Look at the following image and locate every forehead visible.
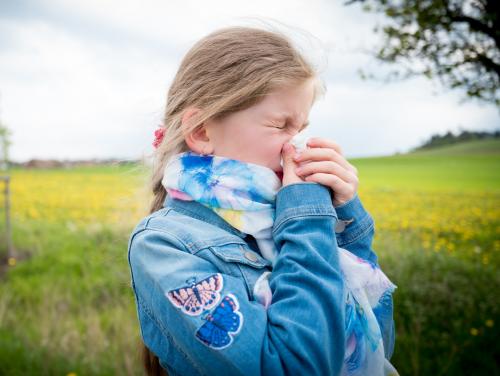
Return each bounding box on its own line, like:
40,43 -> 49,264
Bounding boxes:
255,82 -> 315,120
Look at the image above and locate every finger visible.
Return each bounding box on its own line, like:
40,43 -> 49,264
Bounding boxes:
282,142 -> 295,164
296,160 -> 358,185
304,172 -> 355,197
295,147 -> 355,175
305,138 -> 358,175
306,137 -> 343,155
350,164 -> 358,176
281,143 -> 303,185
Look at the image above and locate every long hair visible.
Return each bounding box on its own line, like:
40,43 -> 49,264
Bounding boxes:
142,23 -> 326,375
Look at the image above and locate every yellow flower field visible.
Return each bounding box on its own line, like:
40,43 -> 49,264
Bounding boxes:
0,151 -> 498,375
9,166 -> 150,229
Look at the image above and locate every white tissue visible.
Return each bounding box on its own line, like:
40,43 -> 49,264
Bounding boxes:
280,129 -> 313,168
289,129 -> 312,153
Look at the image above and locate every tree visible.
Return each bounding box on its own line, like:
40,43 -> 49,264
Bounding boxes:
411,127 -> 500,150
345,0 -> 500,107
0,123 -> 12,170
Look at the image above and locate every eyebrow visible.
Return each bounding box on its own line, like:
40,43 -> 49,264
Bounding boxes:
270,114 -> 310,130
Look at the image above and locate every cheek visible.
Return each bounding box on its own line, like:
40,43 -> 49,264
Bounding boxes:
269,142 -> 287,168
245,131 -> 279,153
263,139 -> 284,156
246,140 -> 281,166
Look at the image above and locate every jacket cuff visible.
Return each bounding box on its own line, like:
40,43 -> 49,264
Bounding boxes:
275,183 -> 336,224
333,192 -> 374,246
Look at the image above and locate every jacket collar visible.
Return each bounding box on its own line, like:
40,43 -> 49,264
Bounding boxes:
163,195 -> 248,240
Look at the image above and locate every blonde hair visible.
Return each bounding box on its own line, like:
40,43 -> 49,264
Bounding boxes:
148,25 -> 326,214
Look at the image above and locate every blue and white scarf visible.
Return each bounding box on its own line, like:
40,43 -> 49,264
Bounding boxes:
162,151 -> 399,376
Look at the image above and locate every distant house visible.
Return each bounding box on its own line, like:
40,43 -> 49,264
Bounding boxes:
24,159 -> 65,169
17,158 -> 141,169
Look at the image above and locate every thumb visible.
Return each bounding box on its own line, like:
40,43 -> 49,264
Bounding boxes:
281,142 -> 303,186
282,142 -> 296,165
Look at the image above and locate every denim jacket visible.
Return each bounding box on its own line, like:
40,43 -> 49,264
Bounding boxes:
127,182 -> 395,375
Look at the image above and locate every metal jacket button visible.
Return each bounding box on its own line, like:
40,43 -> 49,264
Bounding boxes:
244,251 -> 258,262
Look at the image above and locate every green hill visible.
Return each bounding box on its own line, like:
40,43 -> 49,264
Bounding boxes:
406,138 -> 500,156
349,139 -> 500,192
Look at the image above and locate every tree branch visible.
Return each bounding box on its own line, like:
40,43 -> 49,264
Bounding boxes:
449,14 -> 500,48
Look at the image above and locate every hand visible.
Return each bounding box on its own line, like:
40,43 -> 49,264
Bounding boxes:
292,137 -> 359,207
281,142 -> 306,187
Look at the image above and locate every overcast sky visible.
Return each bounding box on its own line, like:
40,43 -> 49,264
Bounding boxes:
1,0 -> 498,162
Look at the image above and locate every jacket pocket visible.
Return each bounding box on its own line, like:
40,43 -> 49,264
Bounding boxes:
207,243 -> 272,269
197,243 -> 273,301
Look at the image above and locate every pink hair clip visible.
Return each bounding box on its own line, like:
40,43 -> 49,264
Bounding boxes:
152,126 -> 166,149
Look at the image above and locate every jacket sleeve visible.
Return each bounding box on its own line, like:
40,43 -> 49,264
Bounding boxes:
128,182 -> 347,376
333,192 -> 379,265
334,193 -> 396,360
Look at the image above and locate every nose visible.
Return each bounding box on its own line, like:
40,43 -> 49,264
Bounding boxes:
285,128 -> 309,152
283,129 -> 301,145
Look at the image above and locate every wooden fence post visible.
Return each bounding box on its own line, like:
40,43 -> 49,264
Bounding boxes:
0,176 -> 13,260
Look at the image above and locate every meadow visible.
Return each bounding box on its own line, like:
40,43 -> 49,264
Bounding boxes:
0,139 -> 498,375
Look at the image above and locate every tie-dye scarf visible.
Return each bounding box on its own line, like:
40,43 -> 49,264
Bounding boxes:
162,151 -> 399,376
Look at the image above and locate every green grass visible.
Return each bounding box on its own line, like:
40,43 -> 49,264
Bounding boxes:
409,138 -> 500,156
0,139 -> 499,375
349,138 -> 500,192
0,222 -> 142,375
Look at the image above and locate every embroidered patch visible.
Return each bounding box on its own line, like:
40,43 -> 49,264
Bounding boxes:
166,273 -> 223,316
195,293 -> 244,350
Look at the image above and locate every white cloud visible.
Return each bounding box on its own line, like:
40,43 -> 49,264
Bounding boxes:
311,74 -> 499,157
0,0 -> 497,162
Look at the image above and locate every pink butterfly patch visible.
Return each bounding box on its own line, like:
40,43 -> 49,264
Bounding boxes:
166,273 -> 224,316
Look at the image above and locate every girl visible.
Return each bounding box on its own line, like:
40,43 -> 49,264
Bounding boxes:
127,25 -> 398,376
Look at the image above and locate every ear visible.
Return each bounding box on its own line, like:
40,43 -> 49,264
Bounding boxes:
181,107 -> 214,155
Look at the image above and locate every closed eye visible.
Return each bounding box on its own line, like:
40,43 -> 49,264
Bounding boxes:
267,122 -> 286,129
269,120 -> 309,130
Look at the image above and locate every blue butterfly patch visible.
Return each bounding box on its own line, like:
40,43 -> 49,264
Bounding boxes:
195,293 -> 244,350
166,273 -> 224,316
